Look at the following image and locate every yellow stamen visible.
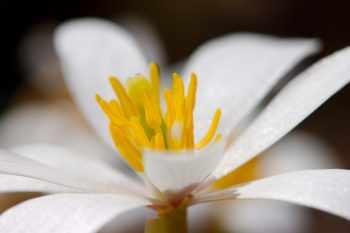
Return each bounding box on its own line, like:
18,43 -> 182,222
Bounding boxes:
155,133 -> 165,150
96,64 -> 222,172
109,125 -> 143,172
164,89 -> 175,127
141,88 -> 162,129
150,63 -> 161,107
186,73 -> 197,111
108,100 -> 126,118
110,77 -> 138,118
169,138 -> 181,150
172,73 -> 185,121
195,109 -> 222,149
181,108 -> 194,149
130,117 -> 150,147
96,95 -> 128,126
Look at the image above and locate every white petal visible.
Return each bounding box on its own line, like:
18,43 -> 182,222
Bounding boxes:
0,148 -> 103,193
143,142 -> 225,194
260,131 -> 340,176
10,144 -> 146,196
0,193 -> 150,233
54,18 -> 148,148
214,46 -> 350,178
217,200 -> 310,233
0,147 -> 136,195
183,33 -> 320,140
0,174 -> 75,193
197,169 -> 350,221
0,101 -> 124,167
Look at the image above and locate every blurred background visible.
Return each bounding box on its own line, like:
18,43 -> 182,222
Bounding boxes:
0,0 -> 349,232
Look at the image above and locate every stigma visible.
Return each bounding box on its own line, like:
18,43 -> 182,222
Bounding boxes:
96,63 -> 221,172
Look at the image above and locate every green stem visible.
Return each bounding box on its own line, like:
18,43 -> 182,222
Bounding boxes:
145,207 -> 188,233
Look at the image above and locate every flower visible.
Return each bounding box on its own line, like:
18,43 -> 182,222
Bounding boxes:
0,18 -> 350,233
0,104 -> 339,233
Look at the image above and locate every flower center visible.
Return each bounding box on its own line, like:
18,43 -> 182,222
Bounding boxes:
96,63 -> 221,172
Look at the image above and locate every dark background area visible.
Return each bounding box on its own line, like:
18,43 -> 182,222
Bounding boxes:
1,0 -> 350,108
0,0 -> 349,232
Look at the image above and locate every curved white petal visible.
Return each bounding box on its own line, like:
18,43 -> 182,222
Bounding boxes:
10,144 -> 146,196
0,174 -> 76,193
0,149 -> 96,192
0,102 -> 123,167
217,200 -> 310,233
197,169 -> 350,221
54,18 -> 148,148
0,148 -> 106,193
0,193 -> 150,233
0,147 -> 138,195
183,33 -> 320,140
260,131 -> 340,176
214,46 -> 350,179
143,142 -> 225,194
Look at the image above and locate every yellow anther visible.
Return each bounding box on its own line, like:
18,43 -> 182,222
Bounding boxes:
108,100 -> 125,118
126,74 -> 152,107
110,77 -> 138,118
96,95 -> 128,126
96,94 -> 110,115
150,136 -> 156,148
186,73 -> 197,111
195,108 -> 222,149
164,89 -> 175,127
110,125 -> 143,172
169,138 -> 181,150
150,63 -> 161,107
155,133 -> 165,150
141,88 -> 162,129
181,108 -> 194,149
172,73 -> 185,121
182,126 -> 194,149
130,117 -> 150,148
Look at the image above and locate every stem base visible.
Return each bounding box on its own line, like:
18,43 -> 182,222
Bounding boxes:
145,207 -> 188,233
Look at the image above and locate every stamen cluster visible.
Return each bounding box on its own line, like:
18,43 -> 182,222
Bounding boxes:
96,64 -> 221,172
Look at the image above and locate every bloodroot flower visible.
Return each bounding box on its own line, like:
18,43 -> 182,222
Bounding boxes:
0,18 -> 349,233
